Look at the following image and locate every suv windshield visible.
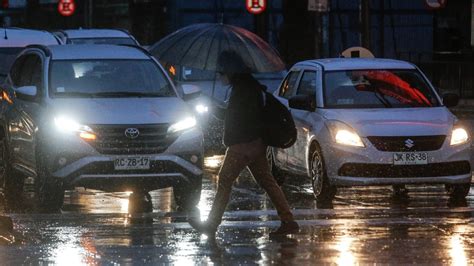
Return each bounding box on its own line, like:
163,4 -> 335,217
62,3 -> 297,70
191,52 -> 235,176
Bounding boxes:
324,69 -> 440,108
68,38 -> 136,45
0,47 -> 23,81
50,59 -> 175,98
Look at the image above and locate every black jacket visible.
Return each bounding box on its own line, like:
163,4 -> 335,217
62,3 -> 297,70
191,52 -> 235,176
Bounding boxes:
223,75 -> 264,147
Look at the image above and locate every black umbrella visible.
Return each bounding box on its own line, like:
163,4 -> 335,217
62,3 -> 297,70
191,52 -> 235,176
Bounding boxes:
149,23 -> 285,73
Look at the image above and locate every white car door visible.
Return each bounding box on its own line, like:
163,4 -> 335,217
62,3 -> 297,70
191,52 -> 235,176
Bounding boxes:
272,70 -> 301,171
288,70 -> 318,174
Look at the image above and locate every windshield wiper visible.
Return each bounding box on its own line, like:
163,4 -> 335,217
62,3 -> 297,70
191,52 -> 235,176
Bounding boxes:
54,91 -> 98,98
55,91 -> 164,98
88,91 -> 164,97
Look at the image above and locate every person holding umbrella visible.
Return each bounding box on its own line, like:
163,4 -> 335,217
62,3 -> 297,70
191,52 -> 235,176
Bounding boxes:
189,50 -> 299,237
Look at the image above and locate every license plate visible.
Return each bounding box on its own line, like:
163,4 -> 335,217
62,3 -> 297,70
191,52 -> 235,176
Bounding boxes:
393,152 -> 428,165
114,157 -> 150,170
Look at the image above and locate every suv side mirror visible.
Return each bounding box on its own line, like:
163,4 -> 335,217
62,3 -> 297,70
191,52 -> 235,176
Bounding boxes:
181,84 -> 201,101
15,86 -> 37,101
289,95 -> 315,111
443,93 -> 459,108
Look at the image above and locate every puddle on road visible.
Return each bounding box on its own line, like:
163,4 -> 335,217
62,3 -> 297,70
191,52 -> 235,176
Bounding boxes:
0,172 -> 473,264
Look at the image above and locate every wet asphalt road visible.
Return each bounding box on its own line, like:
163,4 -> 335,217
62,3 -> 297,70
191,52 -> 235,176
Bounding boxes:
0,168 -> 473,265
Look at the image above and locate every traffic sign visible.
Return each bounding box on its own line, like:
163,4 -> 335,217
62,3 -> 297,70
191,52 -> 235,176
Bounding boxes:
246,0 -> 266,15
308,0 -> 329,12
424,0 -> 447,10
58,0 -> 75,17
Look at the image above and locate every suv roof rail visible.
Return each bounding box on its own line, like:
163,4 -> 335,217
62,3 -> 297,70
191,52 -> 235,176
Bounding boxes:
25,44 -> 51,57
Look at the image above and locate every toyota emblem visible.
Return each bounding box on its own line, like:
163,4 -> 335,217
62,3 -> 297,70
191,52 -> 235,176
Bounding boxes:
125,128 -> 140,139
405,139 -> 414,148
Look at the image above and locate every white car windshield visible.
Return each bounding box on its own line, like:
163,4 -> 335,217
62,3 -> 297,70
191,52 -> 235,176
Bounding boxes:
324,69 -> 441,108
68,37 -> 137,45
49,59 -> 175,98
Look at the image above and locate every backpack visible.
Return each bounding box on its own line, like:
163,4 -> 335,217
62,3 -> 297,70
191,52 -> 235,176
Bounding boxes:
260,90 -> 297,149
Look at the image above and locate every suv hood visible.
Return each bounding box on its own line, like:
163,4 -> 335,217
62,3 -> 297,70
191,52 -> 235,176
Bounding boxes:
50,97 -> 192,125
321,107 -> 455,137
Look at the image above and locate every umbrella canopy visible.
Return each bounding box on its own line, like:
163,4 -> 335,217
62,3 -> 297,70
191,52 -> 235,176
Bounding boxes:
149,23 -> 285,73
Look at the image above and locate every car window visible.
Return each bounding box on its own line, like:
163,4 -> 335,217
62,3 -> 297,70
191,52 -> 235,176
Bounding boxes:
30,56 -> 43,91
10,54 -> 27,87
18,54 -> 41,88
324,69 -> 441,108
49,59 -> 175,98
181,67 -> 215,81
296,71 -> 317,97
278,71 -> 300,99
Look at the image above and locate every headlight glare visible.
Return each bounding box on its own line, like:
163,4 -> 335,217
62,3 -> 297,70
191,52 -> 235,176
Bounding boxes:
54,116 -> 96,140
335,129 -> 365,147
54,116 -> 82,133
450,127 -> 469,145
195,104 -> 209,114
327,120 -> 365,147
168,117 -> 197,133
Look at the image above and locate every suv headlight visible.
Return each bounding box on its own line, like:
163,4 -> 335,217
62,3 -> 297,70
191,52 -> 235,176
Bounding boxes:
168,117 -> 197,133
54,116 -> 96,140
326,120 -> 365,147
195,104 -> 209,114
450,127 -> 469,146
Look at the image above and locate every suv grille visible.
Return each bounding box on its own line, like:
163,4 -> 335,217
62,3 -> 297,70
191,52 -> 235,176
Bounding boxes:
367,135 -> 446,152
89,124 -> 178,155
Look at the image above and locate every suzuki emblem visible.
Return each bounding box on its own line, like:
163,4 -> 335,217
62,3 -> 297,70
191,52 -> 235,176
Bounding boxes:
405,139 -> 414,148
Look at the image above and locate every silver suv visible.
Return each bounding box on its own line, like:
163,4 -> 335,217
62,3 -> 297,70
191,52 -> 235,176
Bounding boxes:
0,44 -> 203,212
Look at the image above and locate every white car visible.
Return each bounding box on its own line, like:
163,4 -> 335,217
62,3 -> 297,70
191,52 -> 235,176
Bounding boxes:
53,29 -> 139,46
268,58 -> 471,201
0,27 -> 60,83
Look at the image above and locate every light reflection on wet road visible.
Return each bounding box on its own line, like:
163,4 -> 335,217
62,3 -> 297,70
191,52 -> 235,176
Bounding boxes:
0,168 -> 473,265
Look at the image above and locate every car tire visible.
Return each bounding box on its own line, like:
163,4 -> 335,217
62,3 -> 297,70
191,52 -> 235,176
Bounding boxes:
0,138 -> 26,209
174,177 -> 202,211
266,147 -> 285,186
35,150 -> 64,213
445,183 -> 471,200
309,144 -> 336,202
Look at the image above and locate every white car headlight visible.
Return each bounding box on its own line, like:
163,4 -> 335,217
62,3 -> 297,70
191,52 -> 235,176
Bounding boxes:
168,117 -> 197,133
54,116 -> 96,140
450,127 -> 469,146
327,120 -> 365,147
195,104 -> 209,114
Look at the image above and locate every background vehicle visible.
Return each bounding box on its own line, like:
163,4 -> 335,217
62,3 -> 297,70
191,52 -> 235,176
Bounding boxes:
53,28 -> 140,46
0,44 -> 203,212
0,27 -> 60,83
162,64 -> 286,157
268,58 -> 471,202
